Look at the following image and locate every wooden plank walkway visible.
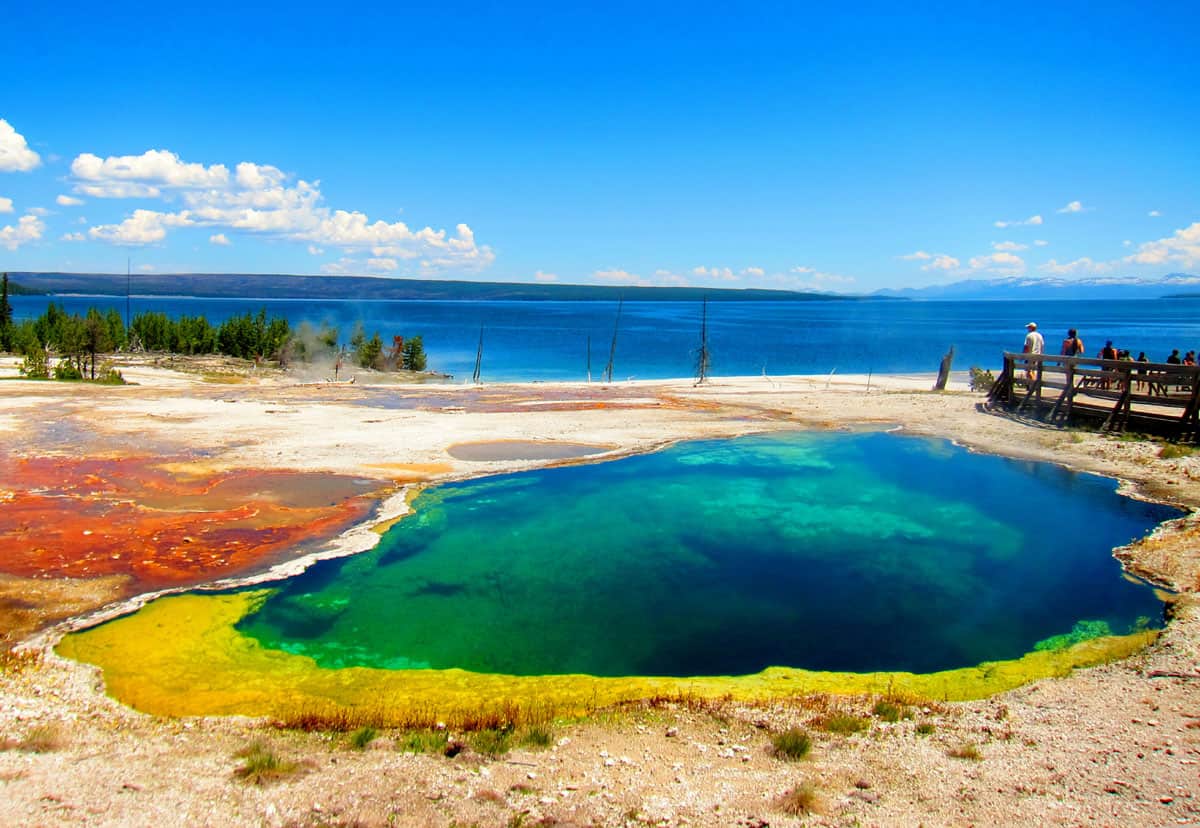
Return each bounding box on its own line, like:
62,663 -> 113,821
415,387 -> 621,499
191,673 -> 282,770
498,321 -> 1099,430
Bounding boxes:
987,352 -> 1200,442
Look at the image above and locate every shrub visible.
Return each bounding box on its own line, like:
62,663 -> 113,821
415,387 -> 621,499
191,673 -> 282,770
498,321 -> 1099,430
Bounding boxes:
968,366 -> 995,392
915,722 -> 936,736
770,727 -> 812,760
18,348 -> 48,378
53,359 -> 83,380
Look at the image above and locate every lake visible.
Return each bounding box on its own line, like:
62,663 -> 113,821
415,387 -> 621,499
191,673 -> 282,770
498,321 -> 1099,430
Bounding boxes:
12,295 -> 1200,381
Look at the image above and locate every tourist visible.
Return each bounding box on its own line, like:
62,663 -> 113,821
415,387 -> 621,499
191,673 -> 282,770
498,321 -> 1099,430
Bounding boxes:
1100,341 -> 1118,361
1136,352 -> 1149,392
1185,351 -> 1197,366
1167,349 -> 1182,365
1060,328 -> 1084,356
1022,322 -> 1044,383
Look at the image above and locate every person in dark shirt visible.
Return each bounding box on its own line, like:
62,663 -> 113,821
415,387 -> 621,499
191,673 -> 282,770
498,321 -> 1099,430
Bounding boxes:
1167,349 -> 1182,365
1060,328 -> 1084,356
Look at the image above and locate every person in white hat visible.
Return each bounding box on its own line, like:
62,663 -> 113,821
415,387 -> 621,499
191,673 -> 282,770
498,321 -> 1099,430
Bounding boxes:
1022,322 -> 1044,383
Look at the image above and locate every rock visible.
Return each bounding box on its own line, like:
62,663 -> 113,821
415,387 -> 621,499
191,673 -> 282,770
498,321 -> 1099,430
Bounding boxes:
665,727 -> 679,738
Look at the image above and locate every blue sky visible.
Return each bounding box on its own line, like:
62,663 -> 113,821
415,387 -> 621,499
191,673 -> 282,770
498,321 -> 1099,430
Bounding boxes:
1,2 -> 1197,292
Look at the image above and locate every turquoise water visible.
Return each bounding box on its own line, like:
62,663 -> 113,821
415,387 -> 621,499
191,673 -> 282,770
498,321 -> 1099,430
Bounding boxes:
237,432 -> 1176,676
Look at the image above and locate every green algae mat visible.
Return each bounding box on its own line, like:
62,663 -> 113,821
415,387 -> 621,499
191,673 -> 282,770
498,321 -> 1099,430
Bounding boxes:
59,432 -> 1177,722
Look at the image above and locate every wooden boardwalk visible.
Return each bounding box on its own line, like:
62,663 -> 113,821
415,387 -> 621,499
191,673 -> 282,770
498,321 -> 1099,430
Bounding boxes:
987,352 -> 1200,441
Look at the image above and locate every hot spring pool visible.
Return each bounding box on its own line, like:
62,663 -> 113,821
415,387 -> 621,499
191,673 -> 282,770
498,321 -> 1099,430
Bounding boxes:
240,431 -> 1172,675
57,431 -> 1177,719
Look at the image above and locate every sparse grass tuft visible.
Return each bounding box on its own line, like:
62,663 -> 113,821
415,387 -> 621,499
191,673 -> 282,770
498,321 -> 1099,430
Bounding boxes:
776,781 -> 821,816
348,726 -> 378,750
469,728 -> 512,757
947,741 -> 983,761
815,712 -> 869,735
770,727 -> 812,761
7,724 -> 66,753
915,722 -> 936,736
232,740 -> 301,785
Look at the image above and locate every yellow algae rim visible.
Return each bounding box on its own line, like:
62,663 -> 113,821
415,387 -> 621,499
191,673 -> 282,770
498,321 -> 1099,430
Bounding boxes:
55,589 -> 1159,725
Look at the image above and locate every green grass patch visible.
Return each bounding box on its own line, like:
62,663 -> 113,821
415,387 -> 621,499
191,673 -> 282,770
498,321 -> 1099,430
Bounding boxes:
348,725 -> 378,750
517,724 -> 554,749
398,729 -> 449,754
469,728 -> 513,757
1159,443 -> 1194,459
872,700 -> 909,722
770,727 -> 812,761
915,722 -> 936,736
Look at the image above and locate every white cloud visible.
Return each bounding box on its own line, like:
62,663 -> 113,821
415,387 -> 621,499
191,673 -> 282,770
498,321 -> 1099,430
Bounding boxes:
71,149 -> 229,196
69,146 -> 494,272
1057,200 -> 1088,214
56,194 -> 84,207
76,182 -> 163,199
1039,257 -> 1111,276
743,266 -> 765,277
137,264 -> 156,273
967,251 -> 1026,275
1148,210 -> 1161,217
88,209 -> 194,245
0,196 -> 11,213
593,268 -> 648,286
0,120 -> 41,172
1123,221 -> 1200,268
782,266 -> 856,291
367,257 -> 398,272
1034,239 -> 1049,247
533,270 -> 558,283
992,240 -> 1028,252
899,250 -> 932,261
1123,240 -> 1132,247
320,258 -> 357,276
994,214 -> 1043,228
27,206 -> 49,216
60,232 -> 86,242
691,266 -> 739,281
0,214 -> 44,250
307,245 -> 324,256
209,233 -> 230,246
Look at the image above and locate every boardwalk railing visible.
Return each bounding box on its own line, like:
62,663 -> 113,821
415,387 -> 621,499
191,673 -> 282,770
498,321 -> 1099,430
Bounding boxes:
988,352 -> 1200,441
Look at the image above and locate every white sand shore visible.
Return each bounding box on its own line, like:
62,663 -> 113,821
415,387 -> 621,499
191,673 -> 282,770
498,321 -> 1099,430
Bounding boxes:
1,361 -> 1198,826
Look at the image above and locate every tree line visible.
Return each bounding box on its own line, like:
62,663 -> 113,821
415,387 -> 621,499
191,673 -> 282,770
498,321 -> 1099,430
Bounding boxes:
0,274 -> 428,378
